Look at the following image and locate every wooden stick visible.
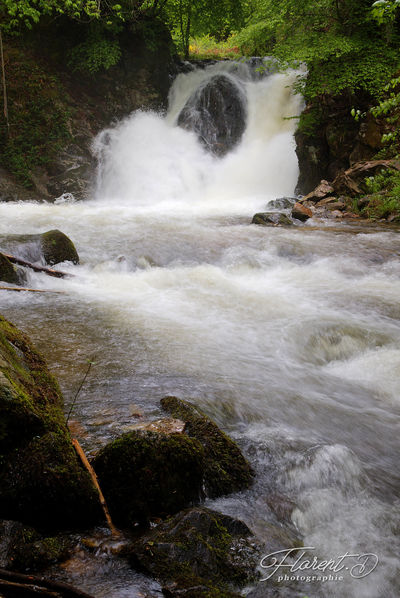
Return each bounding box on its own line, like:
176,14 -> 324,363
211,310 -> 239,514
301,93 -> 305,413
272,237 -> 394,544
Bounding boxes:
71,438 -> 120,538
0,286 -> 66,293
2,253 -> 72,279
0,569 -> 94,598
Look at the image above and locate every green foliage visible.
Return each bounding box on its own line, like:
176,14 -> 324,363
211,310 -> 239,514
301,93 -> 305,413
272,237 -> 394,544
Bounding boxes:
0,44 -> 71,187
234,0 -> 400,101
362,168 -> 400,218
67,26 -> 121,74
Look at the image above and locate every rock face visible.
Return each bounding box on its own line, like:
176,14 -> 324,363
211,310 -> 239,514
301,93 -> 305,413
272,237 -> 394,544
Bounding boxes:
0,316 -> 101,530
93,430 -> 205,527
252,212 -> 293,226
177,74 -> 247,156
295,98 -> 385,194
161,396 -> 254,498
127,507 -> 259,597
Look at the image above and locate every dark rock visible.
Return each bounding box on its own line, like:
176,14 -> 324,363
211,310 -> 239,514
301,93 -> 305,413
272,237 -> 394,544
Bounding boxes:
291,203 -> 312,222
40,229 -> 79,265
177,74 -> 247,156
161,397 -> 254,498
93,430 -> 205,527
252,213 -> 293,226
0,316 -> 101,530
126,507 -> 259,595
0,253 -> 20,285
266,197 -> 296,210
0,520 -> 72,572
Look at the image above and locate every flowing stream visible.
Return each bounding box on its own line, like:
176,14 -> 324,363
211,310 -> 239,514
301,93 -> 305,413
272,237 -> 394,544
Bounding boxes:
0,60 -> 399,598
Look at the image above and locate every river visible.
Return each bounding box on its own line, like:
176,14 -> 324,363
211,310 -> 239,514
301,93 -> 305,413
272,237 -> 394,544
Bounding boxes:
0,60 -> 399,598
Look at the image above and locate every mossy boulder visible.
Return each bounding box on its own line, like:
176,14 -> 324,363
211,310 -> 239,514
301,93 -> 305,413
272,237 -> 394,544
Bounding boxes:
0,230 -> 79,267
161,397 -> 254,498
92,430 -> 205,527
0,315 -> 101,530
40,229 -> 79,265
126,506 -> 258,596
0,253 -> 20,285
0,520 -> 72,572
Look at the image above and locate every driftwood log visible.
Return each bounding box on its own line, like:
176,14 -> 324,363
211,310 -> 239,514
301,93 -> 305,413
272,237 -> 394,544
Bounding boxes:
2,253 -> 72,279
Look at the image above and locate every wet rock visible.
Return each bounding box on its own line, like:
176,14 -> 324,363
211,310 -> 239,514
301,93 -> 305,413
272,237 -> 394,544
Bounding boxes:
126,507 -> 259,596
161,397 -> 254,498
93,429 -> 205,526
0,230 -> 79,267
252,213 -> 293,226
40,229 -> 79,265
0,253 -> 20,285
177,74 -> 247,156
266,197 -> 296,210
0,316 -> 101,530
124,418 -> 186,434
291,203 -> 312,222
300,180 -> 334,203
0,520 -> 72,572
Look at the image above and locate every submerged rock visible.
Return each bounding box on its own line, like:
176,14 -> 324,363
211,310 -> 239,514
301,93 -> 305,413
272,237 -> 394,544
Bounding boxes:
0,316 -> 101,530
252,212 -> 293,226
127,506 -> 259,596
177,74 -> 247,156
93,429 -> 205,526
161,396 -> 254,498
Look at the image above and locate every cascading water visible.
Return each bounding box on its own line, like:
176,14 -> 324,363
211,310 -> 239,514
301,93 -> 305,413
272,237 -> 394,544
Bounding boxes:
0,60 -> 399,598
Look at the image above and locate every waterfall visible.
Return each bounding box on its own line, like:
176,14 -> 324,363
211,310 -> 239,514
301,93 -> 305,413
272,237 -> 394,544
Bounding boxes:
92,60 -> 303,210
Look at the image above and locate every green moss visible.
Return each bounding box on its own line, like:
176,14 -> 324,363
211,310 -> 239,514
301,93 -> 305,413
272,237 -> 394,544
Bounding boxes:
0,253 -> 20,285
40,230 -> 79,265
93,430 -> 205,527
0,315 -> 102,530
128,507 -> 257,595
161,397 -> 254,498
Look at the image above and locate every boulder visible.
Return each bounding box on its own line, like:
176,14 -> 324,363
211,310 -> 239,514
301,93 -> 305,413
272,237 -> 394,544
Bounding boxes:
0,316 -> 101,530
40,229 -> 79,265
0,520 -> 72,572
126,507 -> 259,596
0,230 -> 79,266
0,253 -> 20,285
266,197 -> 296,210
252,213 -> 293,226
177,74 -> 247,156
291,203 -> 312,222
92,429 -> 205,527
161,397 -> 254,498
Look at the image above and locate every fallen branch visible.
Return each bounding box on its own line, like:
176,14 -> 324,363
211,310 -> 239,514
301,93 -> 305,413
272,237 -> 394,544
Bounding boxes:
0,569 -> 94,598
72,438 -> 120,538
2,253 -> 73,279
0,286 -> 66,293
